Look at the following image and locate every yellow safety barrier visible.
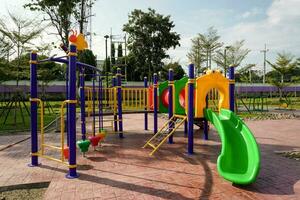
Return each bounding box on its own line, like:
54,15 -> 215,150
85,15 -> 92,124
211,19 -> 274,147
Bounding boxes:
122,88 -> 149,111
29,98 -> 76,166
85,86 -> 149,113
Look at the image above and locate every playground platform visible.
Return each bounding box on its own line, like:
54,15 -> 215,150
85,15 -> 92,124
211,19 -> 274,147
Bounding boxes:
0,114 -> 299,200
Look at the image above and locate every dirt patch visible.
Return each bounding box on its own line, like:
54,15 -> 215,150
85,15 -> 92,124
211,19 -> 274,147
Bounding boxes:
275,150 -> 300,161
0,182 -> 49,200
0,188 -> 46,200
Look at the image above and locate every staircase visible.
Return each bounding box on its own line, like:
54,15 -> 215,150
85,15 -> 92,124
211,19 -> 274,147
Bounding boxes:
143,115 -> 187,155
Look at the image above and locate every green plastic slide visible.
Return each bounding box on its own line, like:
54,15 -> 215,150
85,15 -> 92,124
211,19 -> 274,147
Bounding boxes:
204,108 -> 260,185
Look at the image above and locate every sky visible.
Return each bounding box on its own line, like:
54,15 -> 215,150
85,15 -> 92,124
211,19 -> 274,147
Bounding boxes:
1,0 -> 300,73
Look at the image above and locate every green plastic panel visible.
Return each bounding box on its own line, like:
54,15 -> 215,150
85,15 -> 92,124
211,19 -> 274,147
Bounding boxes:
174,77 -> 188,115
204,108 -> 260,185
158,80 -> 168,113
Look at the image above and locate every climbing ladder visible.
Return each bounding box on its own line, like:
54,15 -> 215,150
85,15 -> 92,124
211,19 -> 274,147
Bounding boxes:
143,115 -> 187,155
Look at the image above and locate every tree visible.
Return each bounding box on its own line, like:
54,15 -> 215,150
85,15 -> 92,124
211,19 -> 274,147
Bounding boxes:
160,62 -> 185,81
123,8 -> 180,81
111,43 -> 116,65
74,0 -> 95,34
24,0 -> 81,46
0,12 -> 44,86
117,43 -> 123,60
37,55 -> 63,94
267,53 -> 297,100
198,27 -> 223,69
267,53 -> 297,83
78,49 -> 97,81
187,36 -> 206,75
0,35 -> 13,60
236,64 -> 255,83
214,40 -> 250,75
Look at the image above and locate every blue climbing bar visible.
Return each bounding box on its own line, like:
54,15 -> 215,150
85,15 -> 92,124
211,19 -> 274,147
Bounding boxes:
144,77 -> 148,130
168,69 -> 174,144
66,44 -> 78,178
153,73 -> 158,134
116,68 -> 123,138
228,66 -> 235,112
29,51 -> 38,167
187,64 -> 195,154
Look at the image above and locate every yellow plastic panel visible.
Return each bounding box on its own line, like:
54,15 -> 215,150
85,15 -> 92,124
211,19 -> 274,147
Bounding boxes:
194,71 -> 230,118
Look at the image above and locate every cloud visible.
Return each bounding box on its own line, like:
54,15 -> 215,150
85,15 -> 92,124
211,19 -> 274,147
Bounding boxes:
219,0 -> 300,71
241,8 -> 261,19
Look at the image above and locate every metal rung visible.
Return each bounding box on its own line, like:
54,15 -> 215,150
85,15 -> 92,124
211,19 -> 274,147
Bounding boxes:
143,116 -> 187,155
36,153 -> 68,165
42,144 -> 62,150
147,143 -> 156,149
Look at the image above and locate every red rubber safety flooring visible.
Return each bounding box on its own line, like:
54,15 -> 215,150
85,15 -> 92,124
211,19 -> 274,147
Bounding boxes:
0,114 -> 299,200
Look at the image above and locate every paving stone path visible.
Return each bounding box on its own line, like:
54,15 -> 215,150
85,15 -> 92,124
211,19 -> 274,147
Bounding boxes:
0,114 -> 299,200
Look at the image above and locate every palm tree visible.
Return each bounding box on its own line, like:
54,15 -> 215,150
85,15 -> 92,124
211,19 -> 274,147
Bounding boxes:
187,27 -> 223,72
267,53 -> 297,100
198,27 -> 223,69
267,53 -> 297,83
0,12 -> 44,86
0,12 -> 44,126
187,37 -> 206,75
237,64 -> 256,83
214,40 -> 250,75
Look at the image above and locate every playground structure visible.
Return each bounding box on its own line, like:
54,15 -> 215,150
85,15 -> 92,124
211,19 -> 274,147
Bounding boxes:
29,40 -> 260,184
144,65 -> 260,185
29,42 -> 156,178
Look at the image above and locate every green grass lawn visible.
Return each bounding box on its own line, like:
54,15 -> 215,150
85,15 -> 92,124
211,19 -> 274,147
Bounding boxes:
0,101 -> 61,134
0,97 -> 299,134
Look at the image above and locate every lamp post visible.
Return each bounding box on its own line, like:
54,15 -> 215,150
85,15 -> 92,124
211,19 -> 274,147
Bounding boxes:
224,46 -> 230,77
104,35 -> 109,87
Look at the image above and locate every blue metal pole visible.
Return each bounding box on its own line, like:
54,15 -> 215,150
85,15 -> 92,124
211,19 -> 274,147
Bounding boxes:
98,76 -> 102,130
80,67 -> 86,140
117,68 -> 123,138
204,95 -> 208,140
229,66 -> 235,112
66,44 -> 78,178
112,77 -> 118,133
153,73 -> 158,134
144,77 -> 148,130
92,73 -> 96,136
187,64 -> 195,155
168,69 -> 174,144
29,51 -> 38,166
184,121 -> 187,137
66,62 -> 69,146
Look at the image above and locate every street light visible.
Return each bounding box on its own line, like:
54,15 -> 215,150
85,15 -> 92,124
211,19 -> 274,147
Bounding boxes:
104,35 -> 109,87
104,35 -> 109,106
224,46 -> 230,77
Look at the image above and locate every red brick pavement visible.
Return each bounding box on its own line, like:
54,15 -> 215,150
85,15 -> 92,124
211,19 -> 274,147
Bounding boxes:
0,114 -> 299,200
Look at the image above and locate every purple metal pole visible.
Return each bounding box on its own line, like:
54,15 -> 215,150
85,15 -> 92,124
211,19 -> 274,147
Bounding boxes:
112,77 -> 118,132
66,44 -> 78,178
144,77 -> 148,130
80,67 -> 86,140
187,64 -> 195,154
29,51 -> 38,166
153,73 -> 158,134
117,68 -> 123,138
168,69 -> 174,144
229,66 -> 235,112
